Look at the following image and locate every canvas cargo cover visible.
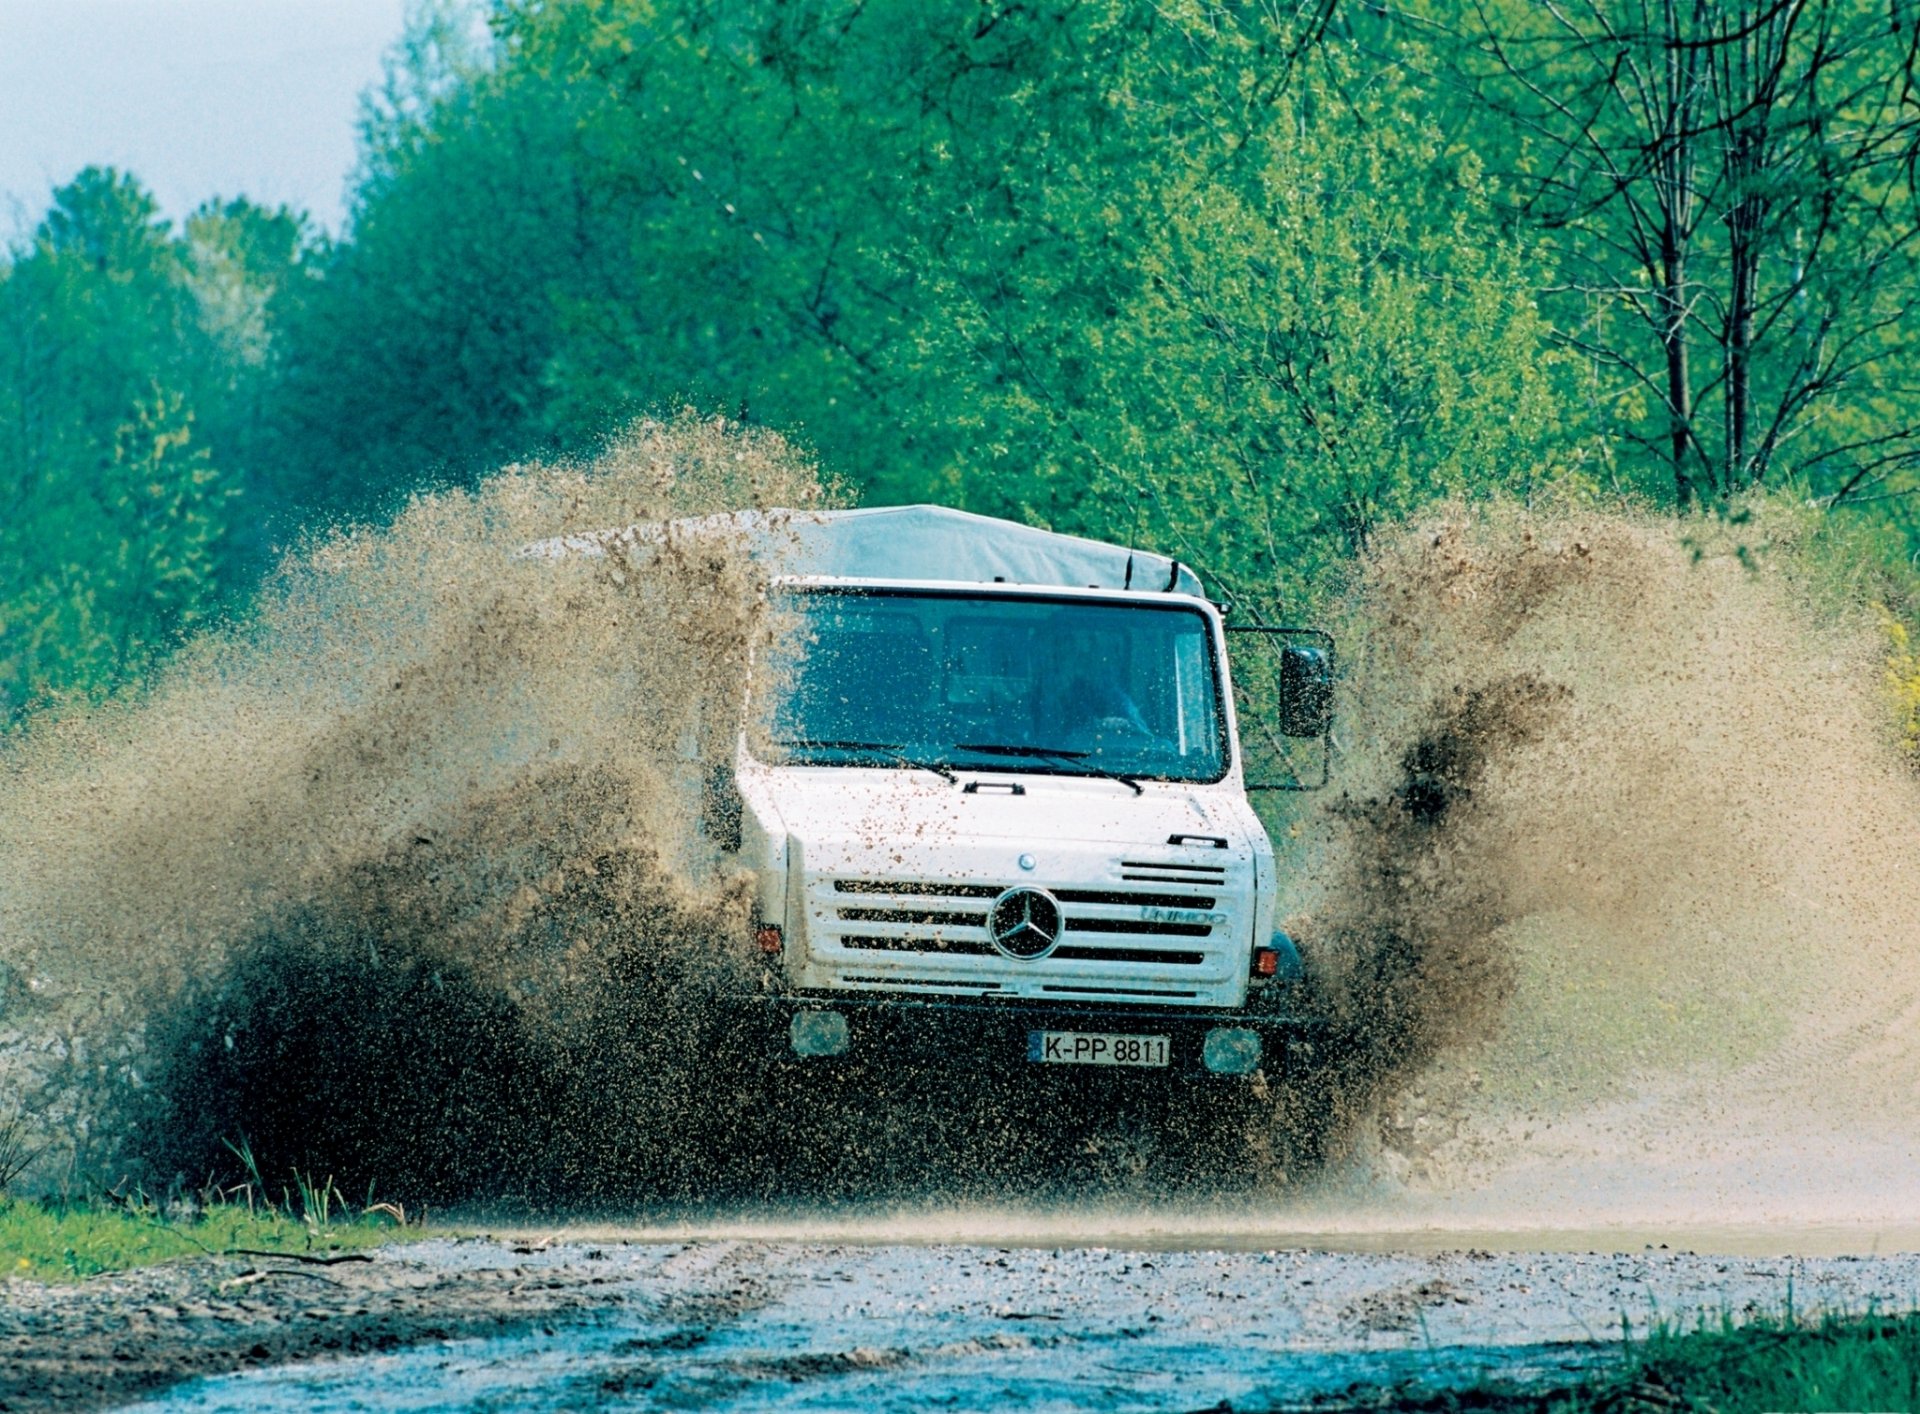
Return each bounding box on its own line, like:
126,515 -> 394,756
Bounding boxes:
520,505 -> 1206,597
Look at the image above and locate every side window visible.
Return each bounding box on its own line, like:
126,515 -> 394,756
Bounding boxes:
1173,629 -> 1212,755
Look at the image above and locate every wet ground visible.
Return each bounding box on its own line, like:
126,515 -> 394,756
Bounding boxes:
9,1231 -> 1919,1412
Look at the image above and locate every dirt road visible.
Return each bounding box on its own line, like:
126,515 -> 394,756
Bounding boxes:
9,1233 -> 1920,1412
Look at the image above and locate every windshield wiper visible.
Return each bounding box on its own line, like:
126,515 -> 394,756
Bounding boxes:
952,742 -> 1143,796
771,738 -> 957,784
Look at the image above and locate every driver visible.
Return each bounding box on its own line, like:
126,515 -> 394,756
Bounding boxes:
1055,672 -> 1153,749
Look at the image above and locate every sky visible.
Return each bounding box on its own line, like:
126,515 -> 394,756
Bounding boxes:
0,0 -> 414,238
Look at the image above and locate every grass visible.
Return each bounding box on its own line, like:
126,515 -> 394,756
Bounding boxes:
1,1147 -> 432,1281
0,1194 -> 421,1281
1382,1306 -> 1920,1414
1566,1306 -> 1920,1413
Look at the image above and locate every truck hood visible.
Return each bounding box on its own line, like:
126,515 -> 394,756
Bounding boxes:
747,765 -> 1244,850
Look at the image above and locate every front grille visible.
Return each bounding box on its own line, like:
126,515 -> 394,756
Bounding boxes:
812,869 -> 1238,1004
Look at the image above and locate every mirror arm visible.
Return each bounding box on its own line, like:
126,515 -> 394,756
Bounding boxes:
1224,624 -> 1336,791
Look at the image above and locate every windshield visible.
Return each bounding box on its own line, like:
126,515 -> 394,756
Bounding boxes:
754,588 -> 1227,783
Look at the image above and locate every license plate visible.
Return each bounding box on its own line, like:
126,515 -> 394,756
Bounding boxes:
1028,1031 -> 1170,1068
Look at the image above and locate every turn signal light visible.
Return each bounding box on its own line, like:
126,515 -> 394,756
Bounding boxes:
754,923 -> 784,956
1252,947 -> 1279,977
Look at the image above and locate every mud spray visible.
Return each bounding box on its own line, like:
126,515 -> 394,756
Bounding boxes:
1291,500 -> 1920,1231
0,414 -> 820,1205
2,444 -> 1917,1224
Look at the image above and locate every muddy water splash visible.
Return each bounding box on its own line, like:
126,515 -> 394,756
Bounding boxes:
0,414 -> 820,1201
5,477 -> 1918,1220
1294,500 -> 1920,1227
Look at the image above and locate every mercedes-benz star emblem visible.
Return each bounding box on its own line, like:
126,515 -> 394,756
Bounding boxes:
988,886 -> 1063,961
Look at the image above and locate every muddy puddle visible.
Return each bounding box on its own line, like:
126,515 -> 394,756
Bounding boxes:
114,1235 -> 1920,1414
128,1333 -> 1584,1414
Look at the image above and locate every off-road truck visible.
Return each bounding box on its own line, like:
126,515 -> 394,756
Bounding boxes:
540,505 -> 1332,1088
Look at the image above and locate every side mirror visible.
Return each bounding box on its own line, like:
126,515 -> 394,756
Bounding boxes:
1223,622 -> 1335,791
1278,645 -> 1333,738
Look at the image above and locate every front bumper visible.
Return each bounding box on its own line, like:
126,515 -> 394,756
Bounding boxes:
721,990 -> 1318,1078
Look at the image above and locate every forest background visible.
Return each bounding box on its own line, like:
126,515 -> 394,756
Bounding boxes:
6,0 -> 1920,725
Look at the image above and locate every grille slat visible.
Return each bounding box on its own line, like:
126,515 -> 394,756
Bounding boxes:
1118,859 -> 1228,886
836,906 -> 989,928
1053,945 -> 1206,966
840,975 -> 1003,990
1053,888 -> 1216,909
1064,916 -> 1212,938
841,934 -> 1206,964
840,935 -> 994,955
834,880 -> 999,899
829,918 -> 991,944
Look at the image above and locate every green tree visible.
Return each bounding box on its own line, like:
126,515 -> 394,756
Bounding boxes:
886,16 -> 1581,605
180,197 -> 321,565
1406,0 -> 1920,512
0,170 -> 252,715
276,0 -> 1577,610
0,386 -> 234,713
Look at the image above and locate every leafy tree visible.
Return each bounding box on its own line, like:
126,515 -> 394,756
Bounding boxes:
98,388 -> 233,669
0,171 -> 257,715
274,0 -> 1577,610
0,385 -> 234,713
180,197 -> 321,566
1404,0 -> 1920,512
0,170 -> 191,499
266,3 -> 567,514
886,17 -> 1581,606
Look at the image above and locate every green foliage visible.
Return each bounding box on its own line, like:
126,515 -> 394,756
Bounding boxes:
0,1189 -> 418,1283
906,30 -> 1584,606
0,388 -> 232,710
179,198 -> 322,563
0,169 -> 312,717
1337,1305 -> 1920,1413
8,1 -> 1920,713
1406,0 -> 1920,517
1385,1307 -> 1920,1413
270,0 -> 1580,614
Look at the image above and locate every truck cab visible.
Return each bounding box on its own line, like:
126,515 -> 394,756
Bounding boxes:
718,506 -> 1330,1082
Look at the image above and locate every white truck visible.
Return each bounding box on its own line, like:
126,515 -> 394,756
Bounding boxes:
534,504 -> 1332,1087
682,505 -> 1333,1088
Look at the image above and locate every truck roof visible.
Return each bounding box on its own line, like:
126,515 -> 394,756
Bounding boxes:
520,504 -> 1207,597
